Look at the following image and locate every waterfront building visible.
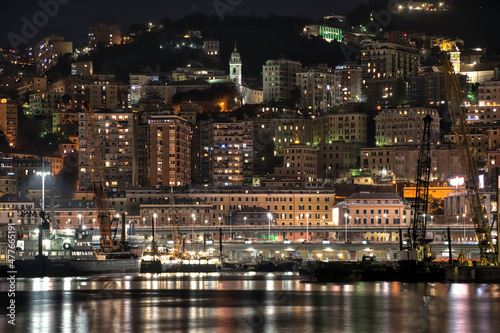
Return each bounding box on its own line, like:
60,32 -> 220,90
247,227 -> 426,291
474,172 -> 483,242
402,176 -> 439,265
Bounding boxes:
335,192 -> 413,243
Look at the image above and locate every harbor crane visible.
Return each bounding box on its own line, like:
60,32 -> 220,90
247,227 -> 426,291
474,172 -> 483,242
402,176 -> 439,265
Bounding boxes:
83,105 -> 114,250
402,114 -> 433,262
443,58 -> 498,265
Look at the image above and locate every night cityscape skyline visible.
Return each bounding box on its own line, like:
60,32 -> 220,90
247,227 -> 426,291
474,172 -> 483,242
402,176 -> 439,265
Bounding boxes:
2,1 -> 500,332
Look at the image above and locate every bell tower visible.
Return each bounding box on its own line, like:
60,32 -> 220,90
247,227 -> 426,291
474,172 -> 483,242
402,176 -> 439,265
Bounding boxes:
229,44 -> 242,86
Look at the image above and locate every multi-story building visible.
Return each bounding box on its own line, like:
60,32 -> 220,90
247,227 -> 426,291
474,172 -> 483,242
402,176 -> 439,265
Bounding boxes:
175,187 -> 337,241
200,117 -> 253,186
375,107 -> 441,146
88,23 -> 122,50
334,192 -> 413,243
34,36 -> 73,74
203,40 -> 219,56
0,156 -> 53,198
364,78 -> 407,110
129,74 -> 159,106
274,144 -> 318,184
361,41 -> 420,81
138,114 -> 191,187
29,91 -> 63,115
0,98 -> 17,148
363,144 -> 463,182
263,59 -> 302,103
478,80 -> 500,106
360,147 -> 394,180
78,109 -> 138,192
409,68 -> 468,113
272,117 -> 314,157
296,67 -> 341,115
316,142 -> 358,180
17,77 -> 47,99
334,64 -> 363,103
52,110 -> 78,135
0,195 -> 36,225
71,61 -> 93,76
140,198 -> 214,242
314,107 -> 368,147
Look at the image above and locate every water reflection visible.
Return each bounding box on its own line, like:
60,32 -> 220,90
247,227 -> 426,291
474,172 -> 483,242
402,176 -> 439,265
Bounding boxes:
1,273 -> 500,333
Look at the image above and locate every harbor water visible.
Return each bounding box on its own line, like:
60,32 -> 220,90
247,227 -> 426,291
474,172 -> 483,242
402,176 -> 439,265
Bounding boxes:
2,273 -> 500,332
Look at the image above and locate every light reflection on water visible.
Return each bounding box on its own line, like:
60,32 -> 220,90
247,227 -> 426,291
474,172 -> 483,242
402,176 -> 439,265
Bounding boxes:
1,273 -> 500,333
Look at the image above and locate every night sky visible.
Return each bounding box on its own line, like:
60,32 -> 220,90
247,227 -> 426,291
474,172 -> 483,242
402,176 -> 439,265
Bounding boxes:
0,0 -> 368,48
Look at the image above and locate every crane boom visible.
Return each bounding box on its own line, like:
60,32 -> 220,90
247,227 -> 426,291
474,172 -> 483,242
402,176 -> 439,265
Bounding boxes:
443,58 -> 496,265
409,114 -> 433,252
83,105 -> 113,249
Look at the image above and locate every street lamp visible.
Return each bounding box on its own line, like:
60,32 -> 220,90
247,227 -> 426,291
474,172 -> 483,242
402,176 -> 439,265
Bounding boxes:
36,160 -> 50,212
306,214 -> 309,242
268,213 -> 272,242
456,215 -> 459,225
78,213 -> 82,226
192,213 -> 195,242
463,213 -> 466,242
344,213 -> 348,243
152,213 -> 157,253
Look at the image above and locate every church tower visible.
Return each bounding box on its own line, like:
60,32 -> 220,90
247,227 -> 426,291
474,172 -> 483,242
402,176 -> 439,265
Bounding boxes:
229,44 -> 242,86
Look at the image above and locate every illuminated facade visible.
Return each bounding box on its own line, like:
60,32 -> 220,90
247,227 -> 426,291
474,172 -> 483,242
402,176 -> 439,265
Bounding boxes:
335,192 -> 413,243
29,91 -> 63,115
263,59 -> 302,103
303,25 -> 343,42
138,114 -> 191,187
175,187 -> 336,241
229,45 -> 242,86
34,36 -> 73,74
78,109 -> 138,191
478,80 -> 500,106
0,98 -> 17,148
200,118 -> 253,187
361,41 -> 419,81
272,117 -> 314,157
313,108 -> 368,147
334,65 -> 363,103
375,107 -> 440,146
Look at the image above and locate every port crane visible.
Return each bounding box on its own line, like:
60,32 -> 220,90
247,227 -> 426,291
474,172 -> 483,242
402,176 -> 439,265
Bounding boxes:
403,114 -> 434,262
83,105 -> 114,250
443,58 -> 498,265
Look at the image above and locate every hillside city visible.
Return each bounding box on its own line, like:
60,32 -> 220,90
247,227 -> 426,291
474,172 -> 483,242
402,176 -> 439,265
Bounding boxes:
1,0 -> 499,259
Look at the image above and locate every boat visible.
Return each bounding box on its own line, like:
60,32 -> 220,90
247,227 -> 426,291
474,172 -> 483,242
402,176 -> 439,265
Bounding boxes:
3,226 -> 142,277
299,256 -> 446,283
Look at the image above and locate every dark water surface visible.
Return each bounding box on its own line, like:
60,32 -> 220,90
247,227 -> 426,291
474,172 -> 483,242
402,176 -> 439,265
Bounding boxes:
2,272 -> 500,333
